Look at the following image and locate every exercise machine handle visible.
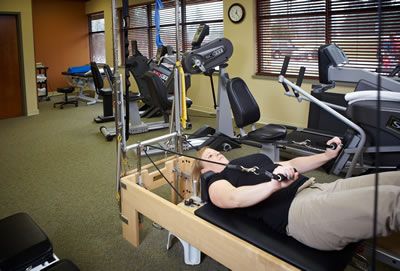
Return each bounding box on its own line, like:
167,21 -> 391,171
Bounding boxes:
280,56 -> 291,94
389,64 -> 400,77
280,56 -> 290,76
291,66 -> 306,100
272,167 -> 298,182
296,66 -> 306,87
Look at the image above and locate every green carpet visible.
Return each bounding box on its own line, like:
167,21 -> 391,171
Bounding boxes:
0,96 -> 395,270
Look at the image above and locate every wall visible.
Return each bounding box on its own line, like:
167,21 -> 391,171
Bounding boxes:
85,0 -> 352,128
222,0 -> 350,127
32,0 -> 89,91
0,0 -> 38,116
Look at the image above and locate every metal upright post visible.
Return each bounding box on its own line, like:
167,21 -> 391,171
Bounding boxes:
216,66 -> 234,137
173,0 -> 183,201
174,0 -> 182,141
111,0 -> 126,206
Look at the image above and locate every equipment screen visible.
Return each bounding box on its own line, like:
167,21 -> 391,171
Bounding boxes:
191,24 -> 210,49
324,44 -> 348,66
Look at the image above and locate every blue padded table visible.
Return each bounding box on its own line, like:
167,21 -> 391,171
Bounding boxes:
61,71 -> 102,105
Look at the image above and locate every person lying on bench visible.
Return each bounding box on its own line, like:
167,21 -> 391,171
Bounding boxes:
192,137 -> 400,251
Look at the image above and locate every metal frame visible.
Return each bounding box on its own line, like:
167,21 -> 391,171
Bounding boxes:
278,74 -> 366,178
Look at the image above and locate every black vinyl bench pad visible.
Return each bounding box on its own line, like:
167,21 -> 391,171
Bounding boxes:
194,204 -> 357,271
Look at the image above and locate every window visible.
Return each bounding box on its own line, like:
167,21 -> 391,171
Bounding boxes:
88,12 -> 106,63
256,0 -> 400,77
126,0 -> 223,59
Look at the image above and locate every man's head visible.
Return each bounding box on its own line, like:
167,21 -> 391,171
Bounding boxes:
192,147 -> 229,181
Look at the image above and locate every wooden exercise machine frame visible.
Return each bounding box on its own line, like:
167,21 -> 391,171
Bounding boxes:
120,156 -> 299,271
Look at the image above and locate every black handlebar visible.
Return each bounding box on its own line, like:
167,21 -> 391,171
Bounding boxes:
271,168 -> 298,182
280,56 -> 290,76
296,67 -> 306,87
389,64 -> 400,77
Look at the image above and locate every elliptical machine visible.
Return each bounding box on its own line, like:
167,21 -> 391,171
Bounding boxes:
278,44 -> 400,177
99,42 -> 172,141
312,44 -> 400,174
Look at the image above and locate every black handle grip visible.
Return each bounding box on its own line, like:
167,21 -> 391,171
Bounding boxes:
327,142 -> 338,150
275,174 -> 287,181
280,56 -> 291,76
296,66 -> 306,87
273,168 -> 298,182
282,83 -> 291,93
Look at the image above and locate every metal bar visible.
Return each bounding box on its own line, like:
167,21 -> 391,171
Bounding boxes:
125,132 -> 178,152
283,92 -> 347,111
111,0 -> 125,202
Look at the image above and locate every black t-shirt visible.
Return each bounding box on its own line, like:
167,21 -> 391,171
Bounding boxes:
207,153 -> 308,234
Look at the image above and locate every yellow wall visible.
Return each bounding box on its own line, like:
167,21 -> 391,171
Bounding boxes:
0,0 -> 38,116
85,0 -> 352,128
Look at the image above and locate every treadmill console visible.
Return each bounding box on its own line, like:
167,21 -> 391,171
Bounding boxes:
318,44 -> 348,84
323,44 -> 348,67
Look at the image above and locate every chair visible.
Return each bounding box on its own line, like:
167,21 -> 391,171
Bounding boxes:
90,62 -> 114,123
226,77 -> 287,161
53,87 -> 78,109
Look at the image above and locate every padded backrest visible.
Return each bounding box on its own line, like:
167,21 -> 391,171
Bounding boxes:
90,62 -> 104,94
103,64 -> 114,86
143,71 -> 171,111
200,171 -> 216,202
227,77 -> 261,128
126,56 -> 152,104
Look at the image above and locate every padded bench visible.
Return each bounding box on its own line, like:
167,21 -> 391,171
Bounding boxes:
0,212 -> 79,271
195,204 -> 358,271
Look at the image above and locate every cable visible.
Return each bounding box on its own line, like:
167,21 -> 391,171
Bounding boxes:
143,147 -> 184,201
371,1 -> 383,270
144,144 -> 287,181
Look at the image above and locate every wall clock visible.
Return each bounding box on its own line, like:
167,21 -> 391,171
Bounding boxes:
228,3 -> 245,24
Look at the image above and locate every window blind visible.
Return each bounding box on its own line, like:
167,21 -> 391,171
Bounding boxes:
330,0 -> 400,72
125,0 -> 223,59
256,0 -> 400,77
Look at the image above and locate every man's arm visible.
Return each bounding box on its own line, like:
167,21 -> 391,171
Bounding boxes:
279,137 -> 342,174
208,178 -> 295,209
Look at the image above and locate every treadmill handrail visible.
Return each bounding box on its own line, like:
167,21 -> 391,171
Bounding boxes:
278,75 -> 366,178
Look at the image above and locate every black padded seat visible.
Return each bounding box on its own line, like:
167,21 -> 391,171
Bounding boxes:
227,77 -> 287,143
53,87 -> 78,109
247,123 -> 287,142
90,62 -> 114,123
195,204 -> 357,271
0,212 -> 54,271
90,62 -> 113,97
